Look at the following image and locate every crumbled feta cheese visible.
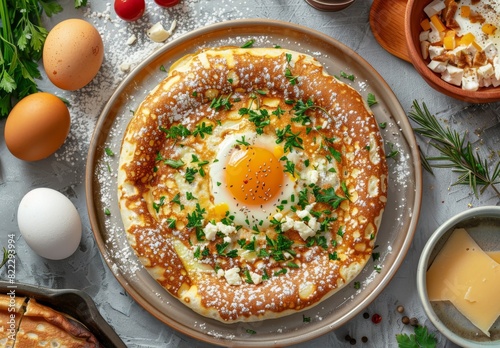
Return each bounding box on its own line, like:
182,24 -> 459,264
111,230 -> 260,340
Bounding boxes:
224,267 -> 242,285
216,269 -> 225,278
296,209 -> 310,219
203,222 -> 218,241
223,236 -> 232,243
250,271 -> 262,285
307,216 -> 321,232
126,34 -> 137,45
305,169 -> 319,185
216,222 -> 236,236
281,216 -> 294,232
294,220 -> 316,241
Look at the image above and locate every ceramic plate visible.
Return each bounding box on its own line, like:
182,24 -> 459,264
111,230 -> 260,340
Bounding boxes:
86,19 -> 422,347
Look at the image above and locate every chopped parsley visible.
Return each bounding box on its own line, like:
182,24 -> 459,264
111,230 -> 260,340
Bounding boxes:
340,71 -> 355,81
166,218 -> 176,229
210,94 -> 233,111
236,135 -> 250,146
192,122 -> 213,138
160,124 -> 191,140
285,52 -> 299,85
241,39 -> 255,48
275,125 -> 304,153
367,93 -> 378,107
105,147 -> 114,156
153,196 -> 166,213
164,158 -> 185,168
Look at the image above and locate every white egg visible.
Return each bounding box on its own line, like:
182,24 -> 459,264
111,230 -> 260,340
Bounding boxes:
17,188 -> 82,260
209,132 -> 297,229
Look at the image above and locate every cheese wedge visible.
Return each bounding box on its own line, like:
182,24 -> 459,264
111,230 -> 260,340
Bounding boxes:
426,227 -> 500,337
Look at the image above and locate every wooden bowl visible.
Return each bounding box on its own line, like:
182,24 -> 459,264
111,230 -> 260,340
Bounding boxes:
405,0 -> 500,103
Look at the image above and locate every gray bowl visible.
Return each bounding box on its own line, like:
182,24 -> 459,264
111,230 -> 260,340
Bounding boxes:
416,206 -> 500,347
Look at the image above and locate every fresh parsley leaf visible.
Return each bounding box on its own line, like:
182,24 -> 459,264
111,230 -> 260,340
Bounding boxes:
210,94 -> 233,111
241,39 -> 255,48
164,158 -> 185,168
192,122 -> 213,138
315,187 -> 347,209
367,93 -> 378,107
105,147 -> 115,156
153,196 -> 166,213
340,71 -> 355,81
396,325 -> 437,348
160,124 -> 191,140
275,125 -> 304,153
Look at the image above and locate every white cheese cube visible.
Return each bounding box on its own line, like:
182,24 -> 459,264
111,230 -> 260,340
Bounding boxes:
478,63 -> 494,79
429,45 -> 445,59
224,267 -> 242,285
428,23 -> 443,44
494,56 -> 500,80
465,43 -> 478,56
483,41 -> 498,61
424,0 -> 446,18
419,30 -> 430,42
462,68 -> 479,91
428,60 -> 448,73
479,77 -> 491,88
421,41 -> 431,60
491,76 -> 500,87
441,65 -> 464,86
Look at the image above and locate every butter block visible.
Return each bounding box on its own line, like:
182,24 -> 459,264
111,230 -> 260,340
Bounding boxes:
426,228 -> 500,337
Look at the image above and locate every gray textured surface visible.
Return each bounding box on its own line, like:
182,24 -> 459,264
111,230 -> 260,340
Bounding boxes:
1,0 -> 499,346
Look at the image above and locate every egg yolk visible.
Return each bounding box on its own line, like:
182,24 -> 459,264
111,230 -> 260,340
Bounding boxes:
225,146 -> 284,206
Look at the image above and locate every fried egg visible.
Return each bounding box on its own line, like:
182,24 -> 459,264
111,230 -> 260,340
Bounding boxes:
209,131 -> 296,229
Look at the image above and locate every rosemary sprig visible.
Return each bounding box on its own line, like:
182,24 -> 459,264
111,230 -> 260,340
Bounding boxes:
408,101 -> 500,198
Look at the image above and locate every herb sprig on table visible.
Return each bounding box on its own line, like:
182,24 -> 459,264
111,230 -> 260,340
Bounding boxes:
396,325 -> 437,348
0,0 -> 87,118
409,100 -> 500,198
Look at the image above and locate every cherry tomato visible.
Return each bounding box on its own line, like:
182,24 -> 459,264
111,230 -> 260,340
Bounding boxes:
154,0 -> 180,7
114,0 -> 145,21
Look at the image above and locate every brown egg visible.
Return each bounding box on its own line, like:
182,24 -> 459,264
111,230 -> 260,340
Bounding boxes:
5,92 -> 70,161
43,19 -> 104,90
